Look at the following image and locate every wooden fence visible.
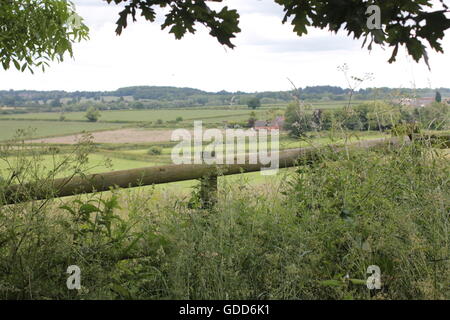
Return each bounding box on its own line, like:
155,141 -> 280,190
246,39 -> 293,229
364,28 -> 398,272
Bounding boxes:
3,134 -> 448,207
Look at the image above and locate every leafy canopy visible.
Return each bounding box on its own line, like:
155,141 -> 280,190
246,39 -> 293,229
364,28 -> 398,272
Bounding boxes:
105,0 -> 241,48
0,0 -> 89,72
107,0 -> 450,65
1,0 -> 449,72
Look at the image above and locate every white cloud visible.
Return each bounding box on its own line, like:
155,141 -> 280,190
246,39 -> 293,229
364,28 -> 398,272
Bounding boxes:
0,0 -> 448,92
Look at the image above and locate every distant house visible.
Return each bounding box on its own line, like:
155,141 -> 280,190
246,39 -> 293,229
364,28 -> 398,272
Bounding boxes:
398,97 -> 435,107
254,116 -> 285,130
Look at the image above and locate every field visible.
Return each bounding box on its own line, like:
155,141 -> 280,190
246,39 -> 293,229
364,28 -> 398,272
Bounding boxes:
0,100 -> 370,142
1,100 -> 448,300
0,100 -> 363,123
0,108 -> 265,123
0,120 -> 123,141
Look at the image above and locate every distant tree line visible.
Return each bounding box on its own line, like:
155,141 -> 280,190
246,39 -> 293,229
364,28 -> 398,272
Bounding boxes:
0,86 -> 449,113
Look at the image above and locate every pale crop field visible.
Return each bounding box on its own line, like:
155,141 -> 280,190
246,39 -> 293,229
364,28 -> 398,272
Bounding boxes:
0,120 -> 123,141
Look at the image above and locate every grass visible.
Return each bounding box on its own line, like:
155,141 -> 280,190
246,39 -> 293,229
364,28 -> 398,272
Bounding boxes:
1,139 -> 448,299
0,153 -> 163,178
119,131 -> 388,157
0,109 -> 265,123
0,120 -> 123,141
0,100 -> 365,124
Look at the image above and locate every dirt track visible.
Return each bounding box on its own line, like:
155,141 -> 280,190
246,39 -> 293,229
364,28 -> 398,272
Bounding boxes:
29,128 -> 184,144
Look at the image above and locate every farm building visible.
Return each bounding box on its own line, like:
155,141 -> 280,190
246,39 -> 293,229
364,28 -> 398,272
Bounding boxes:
254,116 -> 285,130
398,97 -> 436,107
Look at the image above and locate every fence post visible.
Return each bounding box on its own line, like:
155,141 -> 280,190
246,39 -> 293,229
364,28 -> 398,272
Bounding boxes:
199,171 -> 218,209
199,151 -> 218,209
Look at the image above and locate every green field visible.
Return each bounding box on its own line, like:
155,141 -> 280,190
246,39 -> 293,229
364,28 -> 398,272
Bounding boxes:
0,100 -> 363,124
0,120 -> 123,141
0,153 -> 164,178
0,109 -> 265,123
120,131 -> 387,156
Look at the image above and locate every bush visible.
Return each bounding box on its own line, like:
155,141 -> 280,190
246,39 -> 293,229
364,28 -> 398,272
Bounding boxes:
175,116 -> 183,122
147,146 -> 163,155
247,97 -> 261,109
85,107 -> 101,122
130,143 -> 448,299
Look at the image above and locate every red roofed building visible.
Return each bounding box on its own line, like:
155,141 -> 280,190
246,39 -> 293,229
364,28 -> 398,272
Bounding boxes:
254,116 -> 285,130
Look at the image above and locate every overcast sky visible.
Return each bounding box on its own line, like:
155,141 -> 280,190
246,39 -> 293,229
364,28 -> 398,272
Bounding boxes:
1,0 -> 449,93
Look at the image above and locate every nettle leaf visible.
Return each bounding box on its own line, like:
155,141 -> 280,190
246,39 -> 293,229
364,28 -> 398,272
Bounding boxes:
79,203 -> 101,216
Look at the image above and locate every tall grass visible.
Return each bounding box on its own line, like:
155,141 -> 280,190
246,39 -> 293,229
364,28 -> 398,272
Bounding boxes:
0,134 -> 448,299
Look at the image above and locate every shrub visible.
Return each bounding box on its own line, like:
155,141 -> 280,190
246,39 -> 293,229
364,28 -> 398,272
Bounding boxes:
147,146 -> 163,155
247,97 -> 261,109
85,107 -> 101,122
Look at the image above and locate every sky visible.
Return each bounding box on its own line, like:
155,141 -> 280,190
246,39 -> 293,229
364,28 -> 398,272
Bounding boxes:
1,0 -> 449,93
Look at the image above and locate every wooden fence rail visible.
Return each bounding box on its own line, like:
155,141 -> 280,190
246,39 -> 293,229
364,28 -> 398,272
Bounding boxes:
2,134 -> 447,206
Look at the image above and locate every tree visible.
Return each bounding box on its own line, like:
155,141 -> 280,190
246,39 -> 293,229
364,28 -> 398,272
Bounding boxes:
284,102 -> 314,137
50,98 -> 62,108
85,107 -> 101,122
106,0 -> 450,65
435,91 -> 442,103
247,111 -> 257,128
2,1 -> 449,73
0,0 -> 89,72
247,97 -> 261,110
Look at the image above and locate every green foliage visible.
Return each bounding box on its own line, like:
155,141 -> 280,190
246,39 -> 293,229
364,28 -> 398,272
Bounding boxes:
247,97 -> 261,110
0,133 -> 449,299
110,143 -> 449,300
284,101 -> 448,137
147,146 -> 163,155
2,86 -> 450,111
106,0 -> 241,48
435,91 -> 442,103
413,102 -> 449,130
175,116 -> 183,122
0,0 -> 89,72
106,0 -> 449,63
85,107 -> 101,122
274,0 -> 450,65
390,122 -> 420,139
284,102 -> 315,137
